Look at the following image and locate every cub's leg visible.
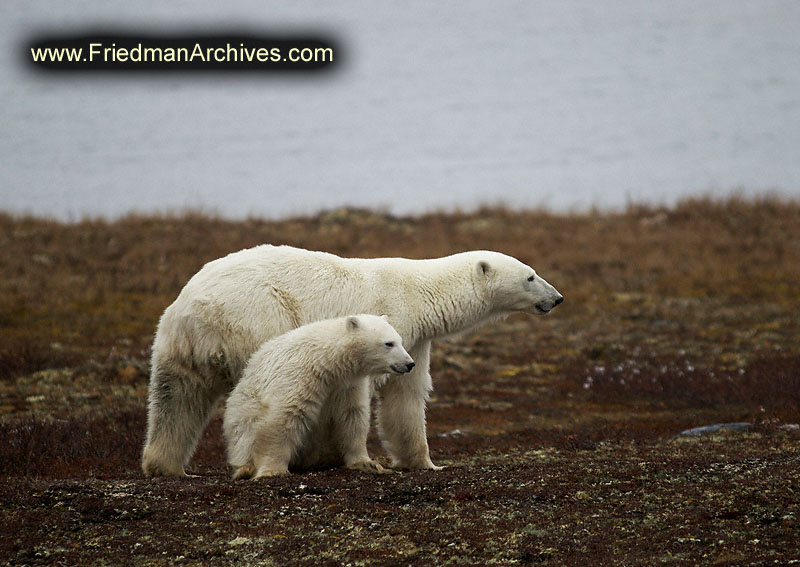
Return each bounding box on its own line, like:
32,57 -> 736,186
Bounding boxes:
248,403 -> 317,478
250,430 -> 294,478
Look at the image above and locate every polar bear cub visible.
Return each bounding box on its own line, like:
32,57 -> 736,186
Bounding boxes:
223,314 -> 415,480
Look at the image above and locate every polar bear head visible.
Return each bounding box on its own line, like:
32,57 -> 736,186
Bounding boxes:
346,314 -> 415,375
472,251 -> 564,315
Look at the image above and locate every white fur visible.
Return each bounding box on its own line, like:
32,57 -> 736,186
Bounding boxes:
223,314 -> 414,479
142,245 -> 563,476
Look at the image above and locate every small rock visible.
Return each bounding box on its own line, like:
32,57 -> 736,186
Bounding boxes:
679,422 -> 752,437
32,254 -> 54,265
439,429 -> 465,438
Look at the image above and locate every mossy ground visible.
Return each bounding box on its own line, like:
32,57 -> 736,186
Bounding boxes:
1,199 -> 799,566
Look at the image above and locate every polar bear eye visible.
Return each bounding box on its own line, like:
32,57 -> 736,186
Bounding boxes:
384,341 -> 395,348
527,275 -> 535,282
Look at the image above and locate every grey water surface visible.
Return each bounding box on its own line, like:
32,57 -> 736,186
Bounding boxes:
2,1 -> 799,220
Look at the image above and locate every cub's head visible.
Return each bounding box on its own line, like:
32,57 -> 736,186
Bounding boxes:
346,315 -> 415,375
472,251 -> 564,315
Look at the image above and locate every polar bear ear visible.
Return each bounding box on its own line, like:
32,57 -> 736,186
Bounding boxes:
475,260 -> 493,277
379,315 -> 389,322
346,316 -> 360,331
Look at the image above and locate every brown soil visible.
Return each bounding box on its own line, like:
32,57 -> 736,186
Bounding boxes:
1,198 -> 799,566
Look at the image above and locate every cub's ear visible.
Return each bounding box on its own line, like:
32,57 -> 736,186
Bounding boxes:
346,316 -> 360,331
475,260 -> 493,277
379,315 -> 389,322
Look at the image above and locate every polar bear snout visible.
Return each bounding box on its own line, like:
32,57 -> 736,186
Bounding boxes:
534,293 -> 564,314
390,361 -> 416,374
517,267 -> 564,316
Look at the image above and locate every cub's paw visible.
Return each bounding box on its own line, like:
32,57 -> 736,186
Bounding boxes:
232,464 -> 256,480
253,468 -> 290,479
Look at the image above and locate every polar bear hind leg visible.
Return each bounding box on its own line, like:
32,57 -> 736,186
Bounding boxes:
142,361 -> 227,477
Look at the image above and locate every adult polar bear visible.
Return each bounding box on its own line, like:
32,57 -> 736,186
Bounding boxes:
142,245 -> 563,477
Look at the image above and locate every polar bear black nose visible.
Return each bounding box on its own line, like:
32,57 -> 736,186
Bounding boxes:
554,296 -> 564,306
407,362 -> 415,371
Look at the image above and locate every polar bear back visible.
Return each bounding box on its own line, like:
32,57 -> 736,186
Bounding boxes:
153,246 -> 444,368
152,244 -> 560,382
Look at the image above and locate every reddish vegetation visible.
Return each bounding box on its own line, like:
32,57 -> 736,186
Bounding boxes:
1,199 -> 799,565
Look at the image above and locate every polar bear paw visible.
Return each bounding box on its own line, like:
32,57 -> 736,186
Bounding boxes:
393,458 -> 445,471
346,459 -> 396,474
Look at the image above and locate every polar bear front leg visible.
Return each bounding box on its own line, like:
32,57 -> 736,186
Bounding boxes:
328,381 -> 391,474
376,341 -> 442,470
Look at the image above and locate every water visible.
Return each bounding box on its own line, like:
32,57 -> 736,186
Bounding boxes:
2,1 -> 799,221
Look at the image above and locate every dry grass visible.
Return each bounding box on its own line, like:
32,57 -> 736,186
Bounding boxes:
1,197 -> 799,566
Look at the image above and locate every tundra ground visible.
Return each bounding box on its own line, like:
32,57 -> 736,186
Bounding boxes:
1,199 -> 799,566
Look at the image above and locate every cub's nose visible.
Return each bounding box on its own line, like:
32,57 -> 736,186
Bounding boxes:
391,361 -> 416,374
554,295 -> 564,306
